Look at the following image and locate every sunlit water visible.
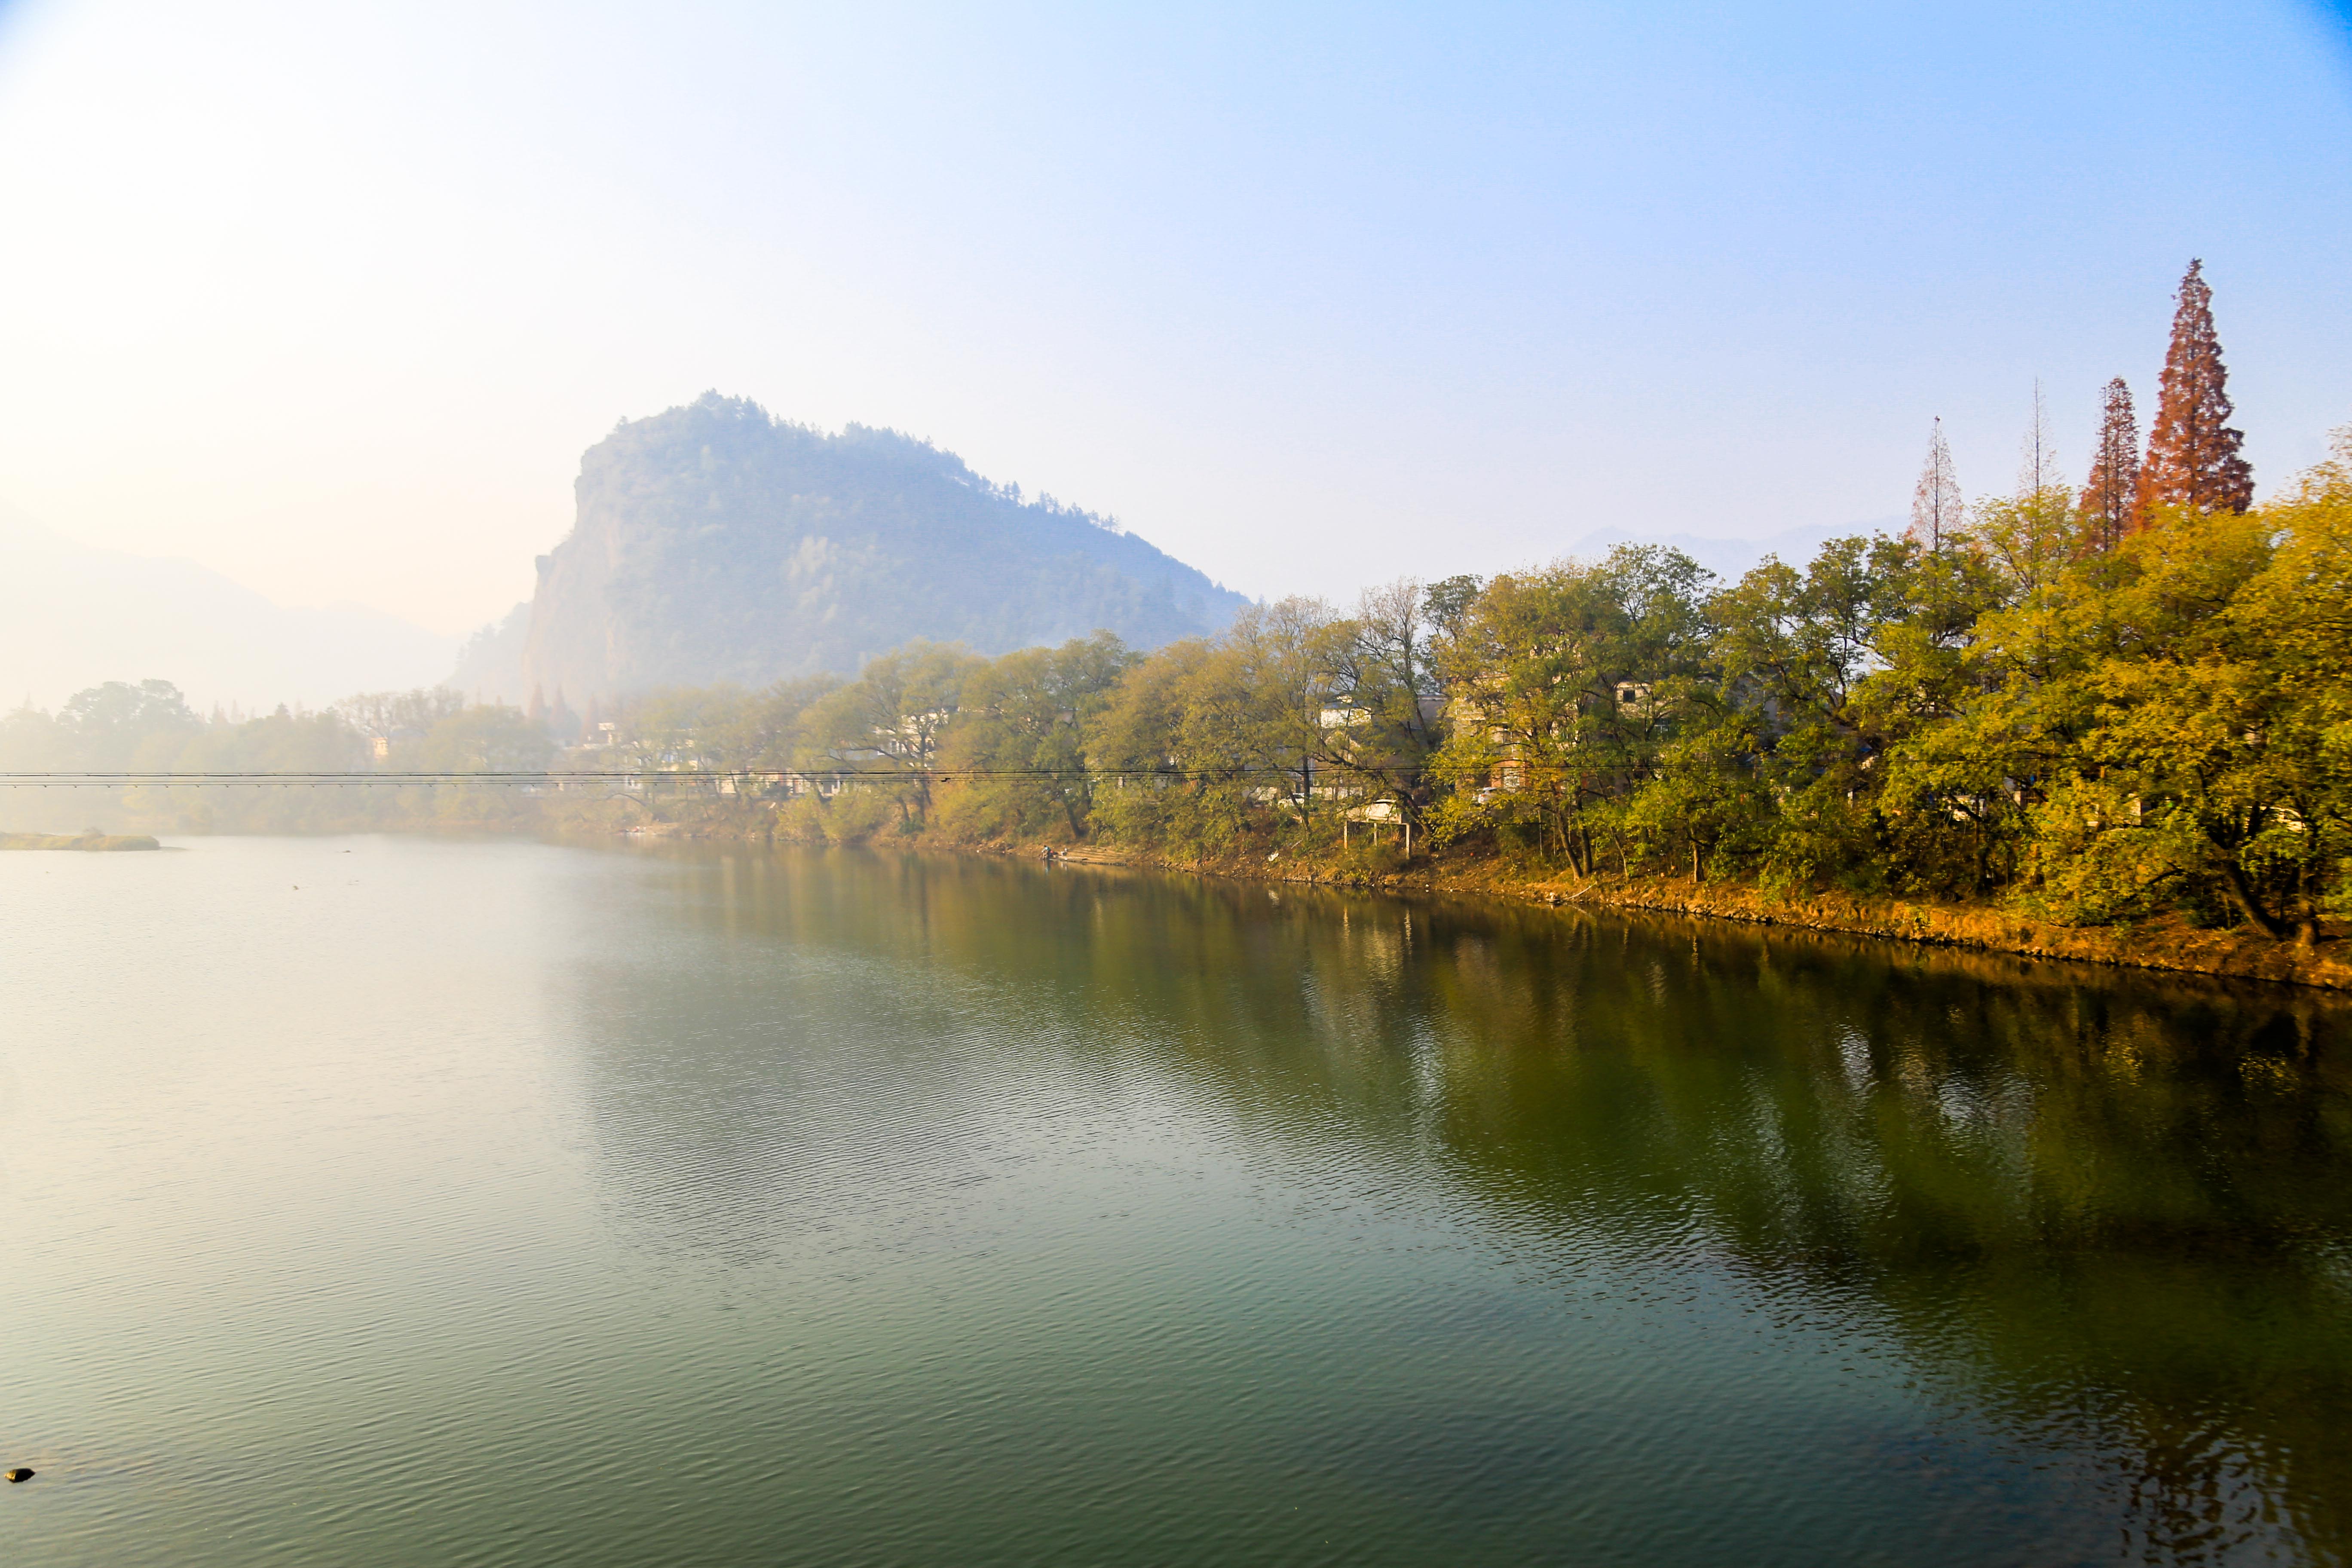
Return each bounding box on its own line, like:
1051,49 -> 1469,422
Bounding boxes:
3,836 -> 2349,1566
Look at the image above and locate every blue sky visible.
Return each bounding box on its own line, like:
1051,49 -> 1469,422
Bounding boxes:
0,0 -> 2346,634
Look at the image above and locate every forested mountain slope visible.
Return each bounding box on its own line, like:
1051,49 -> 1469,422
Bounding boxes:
514,394 -> 1247,699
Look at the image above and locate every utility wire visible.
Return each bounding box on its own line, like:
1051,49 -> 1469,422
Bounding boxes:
0,766 -> 1411,787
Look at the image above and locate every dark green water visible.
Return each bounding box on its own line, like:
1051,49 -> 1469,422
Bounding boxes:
3,836 -> 2349,1565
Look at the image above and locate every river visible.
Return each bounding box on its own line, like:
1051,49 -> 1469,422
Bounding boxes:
3,835 -> 2348,1565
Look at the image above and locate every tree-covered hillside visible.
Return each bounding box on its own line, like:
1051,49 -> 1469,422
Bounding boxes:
510,394 -> 1247,701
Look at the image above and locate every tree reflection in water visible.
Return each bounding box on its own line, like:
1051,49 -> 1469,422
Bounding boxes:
570,844 -> 2352,1564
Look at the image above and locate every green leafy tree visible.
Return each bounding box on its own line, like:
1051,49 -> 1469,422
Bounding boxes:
939,633 -> 1136,842
1173,599 -> 1343,845
734,675 -> 844,773
621,686 -> 758,772
418,706 -> 557,772
334,689 -> 466,751
56,680 -> 204,770
1428,546 -> 1713,875
1846,540 -> 2018,895
1706,536 -> 1909,885
0,704 -> 70,774
2012,436 -> 2351,938
802,641 -> 985,828
1089,637 -> 1216,849
165,708 -> 374,832
1082,600 -> 1348,855
1315,580 -> 1445,821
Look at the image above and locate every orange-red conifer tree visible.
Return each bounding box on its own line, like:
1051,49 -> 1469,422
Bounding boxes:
2137,260 -> 2253,520
2077,377 -> 2140,551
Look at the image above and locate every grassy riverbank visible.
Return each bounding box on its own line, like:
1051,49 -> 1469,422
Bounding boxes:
12,781 -> 2339,987
1032,841 -> 2352,992
583,802 -> 2352,991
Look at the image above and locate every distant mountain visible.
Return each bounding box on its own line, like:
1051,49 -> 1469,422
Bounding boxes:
449,600 -> 530,707
0,510 -> 454,712
1567,521 -> 1904,583
507,394 -> 1250,702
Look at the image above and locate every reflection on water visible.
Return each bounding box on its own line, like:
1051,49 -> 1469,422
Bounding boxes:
3,838 -> 2348,1566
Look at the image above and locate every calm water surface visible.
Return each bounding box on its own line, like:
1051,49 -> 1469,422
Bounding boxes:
3,836 -> 2349,1566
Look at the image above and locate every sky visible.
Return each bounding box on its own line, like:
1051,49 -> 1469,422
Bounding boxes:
0,0 -> 2346,640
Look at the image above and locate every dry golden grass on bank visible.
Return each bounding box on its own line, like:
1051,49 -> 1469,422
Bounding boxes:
1020,840 -> 2352,992
570,794 -> 2352,991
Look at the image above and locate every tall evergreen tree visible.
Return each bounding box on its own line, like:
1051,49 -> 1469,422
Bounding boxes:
2078,377 -> 2140,552
1908,417 -> 1963,550
2138,259 -> 2254,518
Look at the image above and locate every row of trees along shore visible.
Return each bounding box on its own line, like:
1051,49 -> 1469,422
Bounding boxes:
4,262 -> 2347,944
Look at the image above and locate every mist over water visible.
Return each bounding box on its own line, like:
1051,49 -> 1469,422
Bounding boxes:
3,837 -> 2347,1566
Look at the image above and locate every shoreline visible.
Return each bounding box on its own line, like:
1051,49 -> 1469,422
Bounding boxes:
607,812 -> 2350,991
62,810 -> 2348,991
999,839 -> 2352,993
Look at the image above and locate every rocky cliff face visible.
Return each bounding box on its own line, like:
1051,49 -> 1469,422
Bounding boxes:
513,394 -> 1247,702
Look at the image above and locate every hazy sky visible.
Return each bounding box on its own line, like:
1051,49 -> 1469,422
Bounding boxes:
0,0 -> 2346,637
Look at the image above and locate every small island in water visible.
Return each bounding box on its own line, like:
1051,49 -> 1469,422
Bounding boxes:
1,830 -> 161,852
